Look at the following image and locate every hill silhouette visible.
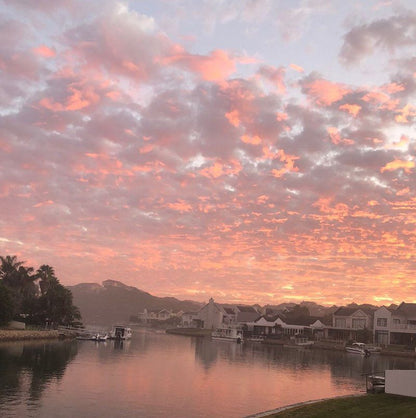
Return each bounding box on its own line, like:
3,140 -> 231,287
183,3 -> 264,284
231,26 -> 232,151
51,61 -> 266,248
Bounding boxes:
68,280 -> 202,325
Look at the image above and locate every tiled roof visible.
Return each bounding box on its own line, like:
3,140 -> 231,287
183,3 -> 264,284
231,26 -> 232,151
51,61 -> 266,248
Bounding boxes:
223,307 -> 235,314
334,307 -> 360,316
396,302 -> 416,316
236,305 -> 258,313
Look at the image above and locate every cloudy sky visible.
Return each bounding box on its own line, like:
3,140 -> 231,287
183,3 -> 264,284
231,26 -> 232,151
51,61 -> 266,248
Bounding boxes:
1,0 -> 415,305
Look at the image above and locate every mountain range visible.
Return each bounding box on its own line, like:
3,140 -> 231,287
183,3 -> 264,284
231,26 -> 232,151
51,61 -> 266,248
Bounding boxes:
68,280 -> 387,326
68,280 -> 203,326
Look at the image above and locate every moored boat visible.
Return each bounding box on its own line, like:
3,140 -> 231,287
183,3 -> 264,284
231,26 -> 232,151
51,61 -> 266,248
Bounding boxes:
108,326 -> 132,340
345,342 -> 370,356
212,326 -> 243,343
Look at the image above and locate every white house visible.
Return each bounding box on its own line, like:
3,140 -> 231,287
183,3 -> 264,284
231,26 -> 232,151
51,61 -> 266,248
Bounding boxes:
326,307 -> 373,341
374,303 -> 416,346
195,298 -> 226,329
247,315 -> 308,337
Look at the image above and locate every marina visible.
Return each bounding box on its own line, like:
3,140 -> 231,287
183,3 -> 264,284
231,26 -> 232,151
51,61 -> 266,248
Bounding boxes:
1,328 -> 416,418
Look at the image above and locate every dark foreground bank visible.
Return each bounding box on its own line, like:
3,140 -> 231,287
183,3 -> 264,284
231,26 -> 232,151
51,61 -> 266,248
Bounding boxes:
251,393 -> 416,417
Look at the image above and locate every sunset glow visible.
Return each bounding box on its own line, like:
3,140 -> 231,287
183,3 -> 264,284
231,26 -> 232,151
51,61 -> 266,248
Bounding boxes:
1,0 -> 415,305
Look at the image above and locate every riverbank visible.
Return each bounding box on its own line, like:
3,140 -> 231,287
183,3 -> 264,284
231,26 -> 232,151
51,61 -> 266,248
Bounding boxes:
0,329 -> 60,342
251,393 -> 416,417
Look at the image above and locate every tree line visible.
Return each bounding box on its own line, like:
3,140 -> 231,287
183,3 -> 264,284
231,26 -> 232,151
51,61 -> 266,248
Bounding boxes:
0,255 -> 81,327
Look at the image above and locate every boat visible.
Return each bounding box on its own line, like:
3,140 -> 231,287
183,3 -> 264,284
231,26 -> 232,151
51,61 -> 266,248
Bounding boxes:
91,333 -> 108,342
108,326 -> 133,340
247,335 -> 265,343
294,336 -> 314,347
345,342 -> 370,356
76,333 -> 108,341
365,373 -> 385,393
212,326 -> 243,343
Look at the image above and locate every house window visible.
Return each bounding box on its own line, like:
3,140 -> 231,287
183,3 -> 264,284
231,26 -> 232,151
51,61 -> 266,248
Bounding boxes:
352,318 -> 366,329
377,318 -> 387,327
335,318 -> 346,328
393,319 -> 400,325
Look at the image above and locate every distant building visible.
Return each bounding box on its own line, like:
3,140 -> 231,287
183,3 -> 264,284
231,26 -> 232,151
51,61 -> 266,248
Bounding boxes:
181,312 -> 199,328
195,298 -> 225,329
374,302 -> 416,345
193,298 -> 260,330
325,307 -> 373,341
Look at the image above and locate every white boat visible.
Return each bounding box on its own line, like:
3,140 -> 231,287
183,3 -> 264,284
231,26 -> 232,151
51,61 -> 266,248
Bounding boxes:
345,342 -> 370,356
365,345 -> 381,354
91,333 -> 108,342
76,332 -> 108,341
294,336 -> 314,347
247,335 -> 265,343
212,326 -> 243,343
109,326 -> 133,340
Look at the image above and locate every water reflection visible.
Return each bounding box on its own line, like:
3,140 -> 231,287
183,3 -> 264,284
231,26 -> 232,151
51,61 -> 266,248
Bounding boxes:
0,340 -> 78,409
1,332 -> 416,418
194,338 -> 416,387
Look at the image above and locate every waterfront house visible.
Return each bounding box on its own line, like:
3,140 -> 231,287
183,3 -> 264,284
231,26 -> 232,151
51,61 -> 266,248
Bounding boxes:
195,298 -> 227,329
181,311 -> 199,328
247,314 -> 310,338
136,308 -> 175,324
374,302 -> 416,346
326,307 -> 373,342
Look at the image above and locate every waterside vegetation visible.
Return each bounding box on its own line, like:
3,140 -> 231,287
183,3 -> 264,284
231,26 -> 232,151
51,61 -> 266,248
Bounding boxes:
0,255 -> 81,329
262,394 -> 416,417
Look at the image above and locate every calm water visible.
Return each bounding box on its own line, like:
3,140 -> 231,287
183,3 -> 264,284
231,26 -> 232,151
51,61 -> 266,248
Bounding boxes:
1,329 -> 416,417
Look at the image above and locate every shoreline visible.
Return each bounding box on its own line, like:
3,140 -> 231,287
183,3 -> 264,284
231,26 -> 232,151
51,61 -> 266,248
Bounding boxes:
0,329 -> 61,342
246,393 -> 365,417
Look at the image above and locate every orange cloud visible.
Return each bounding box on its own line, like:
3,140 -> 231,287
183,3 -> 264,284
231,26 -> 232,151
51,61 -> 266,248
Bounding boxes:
165,49 -> 236,81
199,159 -> 242,179
313,197 -> 349,220
33,45 -> 56,58
290,63 -> 304,73
225,110 -> 241,127
271,150 -> 299,177
339,103 -> 361,117
381,159 -> 415,173
386,135 -> 409,149
33,200 -> 54,208
303,79 -> 351,106
382,82 -> 405,94
327,127 -> 354,145
167,200 -> 192,213
361,90 -> 399,111
395,104 -> 416,123
241,134 -> 262,145
39,86 -> 100,112
397,188 -> 410,196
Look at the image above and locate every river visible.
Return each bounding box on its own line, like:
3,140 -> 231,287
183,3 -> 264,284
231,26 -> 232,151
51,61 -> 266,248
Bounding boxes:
1,328 -> 415,417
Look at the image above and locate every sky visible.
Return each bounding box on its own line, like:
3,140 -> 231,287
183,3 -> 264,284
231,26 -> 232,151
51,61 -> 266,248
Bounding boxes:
0,0 -> 415,306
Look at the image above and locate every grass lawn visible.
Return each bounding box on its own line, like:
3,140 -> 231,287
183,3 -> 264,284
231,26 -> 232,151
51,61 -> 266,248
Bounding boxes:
267,394 -> 416,418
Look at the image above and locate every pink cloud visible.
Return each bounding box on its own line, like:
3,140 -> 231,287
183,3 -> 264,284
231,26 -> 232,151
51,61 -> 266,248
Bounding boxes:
339,103 -> 361,117
290,63 -> 304,73
33,45 -> 56,58
327,127 -> 355,145
303,78 -> 351,106
164,49 -> 236,81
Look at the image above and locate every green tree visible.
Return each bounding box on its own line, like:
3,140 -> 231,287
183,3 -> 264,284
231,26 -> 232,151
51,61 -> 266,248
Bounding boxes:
0,255 -> 37,318
38,281 -> 81,327
0,256 -> 82,327
0,282 -> 14,325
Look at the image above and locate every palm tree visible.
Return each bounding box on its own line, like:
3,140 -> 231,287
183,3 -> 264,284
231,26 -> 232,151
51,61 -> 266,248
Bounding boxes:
0,255 -> 25,287
36,265 -> 59,296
